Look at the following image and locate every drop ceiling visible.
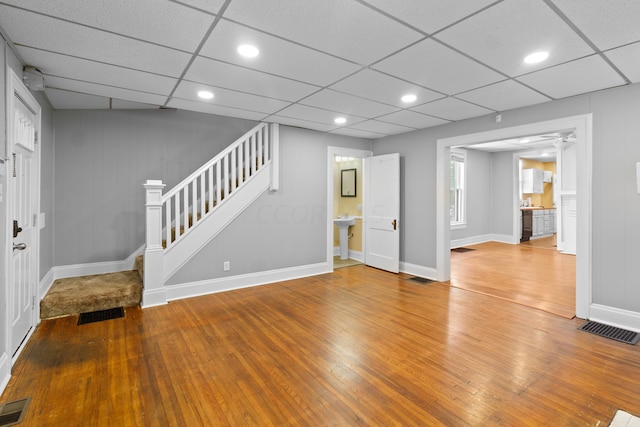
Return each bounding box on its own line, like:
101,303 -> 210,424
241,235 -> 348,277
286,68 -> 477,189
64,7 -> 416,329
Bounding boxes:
0,0 -> 638,139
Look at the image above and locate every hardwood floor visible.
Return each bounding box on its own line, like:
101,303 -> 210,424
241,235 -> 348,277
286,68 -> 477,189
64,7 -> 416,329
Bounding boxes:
2,265 -> 638,426
450,239 -> 576,318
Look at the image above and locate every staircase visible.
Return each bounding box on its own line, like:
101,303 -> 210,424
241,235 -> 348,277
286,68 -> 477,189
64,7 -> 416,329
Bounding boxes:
40,123 -> 279,318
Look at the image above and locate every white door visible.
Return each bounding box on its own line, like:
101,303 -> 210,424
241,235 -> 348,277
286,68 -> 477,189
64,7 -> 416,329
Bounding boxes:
364,153 -> 400,273
8,77 -> 40,357
556,139 -> 577,255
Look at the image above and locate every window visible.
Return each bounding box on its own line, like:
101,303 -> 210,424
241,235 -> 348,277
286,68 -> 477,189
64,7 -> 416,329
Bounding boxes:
450,150 -> 466,228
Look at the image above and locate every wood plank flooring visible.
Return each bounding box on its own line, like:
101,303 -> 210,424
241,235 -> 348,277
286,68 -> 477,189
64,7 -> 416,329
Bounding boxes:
450,240 -> 576,318
2,265 -> 638,426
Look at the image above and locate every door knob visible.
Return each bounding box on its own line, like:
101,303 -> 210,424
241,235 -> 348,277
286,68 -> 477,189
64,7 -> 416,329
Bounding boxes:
13,243 -> 26,251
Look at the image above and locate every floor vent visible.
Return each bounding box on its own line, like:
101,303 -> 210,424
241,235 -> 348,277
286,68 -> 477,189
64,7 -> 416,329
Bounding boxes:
578,321 -> 640,345
451,247 -> 475,253
0,397 -> 30,427
408,277 -> 434,284
78,307 -> 125,325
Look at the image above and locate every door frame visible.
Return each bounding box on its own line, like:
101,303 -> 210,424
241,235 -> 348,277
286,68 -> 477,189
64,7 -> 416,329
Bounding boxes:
436,114 -> 592,319
327,146 -> 372,269
5,67 -> 41,363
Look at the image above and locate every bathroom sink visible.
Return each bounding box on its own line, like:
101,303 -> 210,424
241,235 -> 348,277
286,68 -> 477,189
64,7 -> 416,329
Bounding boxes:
334,217 -> 356,227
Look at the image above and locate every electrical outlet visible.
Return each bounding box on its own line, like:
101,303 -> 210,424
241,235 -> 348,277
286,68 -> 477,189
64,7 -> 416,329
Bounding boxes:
223,261 -> 230,271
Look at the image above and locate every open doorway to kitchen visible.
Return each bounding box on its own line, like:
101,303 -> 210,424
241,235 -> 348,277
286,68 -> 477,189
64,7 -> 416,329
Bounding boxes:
436,115 -> 592,319
447,133 -> 576,318
327,147 -> 372,270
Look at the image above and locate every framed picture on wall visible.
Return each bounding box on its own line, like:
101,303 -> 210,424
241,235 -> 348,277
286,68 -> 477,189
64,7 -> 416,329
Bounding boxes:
341,168 -> 356,197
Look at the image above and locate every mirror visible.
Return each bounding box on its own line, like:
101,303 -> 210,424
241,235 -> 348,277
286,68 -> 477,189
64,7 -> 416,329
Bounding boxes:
341,168 -> 356,197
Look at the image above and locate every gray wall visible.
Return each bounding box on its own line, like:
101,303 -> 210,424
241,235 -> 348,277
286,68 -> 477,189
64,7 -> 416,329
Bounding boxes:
53,109 -> 259,266
373,82 -> 640,314
168,126 -> 371,284
490,151 -> 517,237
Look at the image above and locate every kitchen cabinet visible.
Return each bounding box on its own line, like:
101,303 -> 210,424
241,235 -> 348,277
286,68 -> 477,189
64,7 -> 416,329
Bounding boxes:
521,208 -> 556,241
522,168 -> 544,194
543,170 -> 553,183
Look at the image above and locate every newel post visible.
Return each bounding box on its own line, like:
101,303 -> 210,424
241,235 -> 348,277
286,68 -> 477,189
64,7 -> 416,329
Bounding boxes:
142,180 -> 167,307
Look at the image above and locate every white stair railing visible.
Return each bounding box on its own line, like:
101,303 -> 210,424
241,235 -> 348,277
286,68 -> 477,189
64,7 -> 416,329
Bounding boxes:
142,122 -> 279,307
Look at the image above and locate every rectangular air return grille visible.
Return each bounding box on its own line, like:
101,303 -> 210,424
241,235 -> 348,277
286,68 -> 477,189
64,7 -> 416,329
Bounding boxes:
578,321 -> 639,345
0,397 -> 30,427
78,307 -> 124,325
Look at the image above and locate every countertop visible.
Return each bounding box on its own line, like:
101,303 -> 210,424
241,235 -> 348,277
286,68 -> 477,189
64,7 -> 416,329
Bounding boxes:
520,207 -> 555,210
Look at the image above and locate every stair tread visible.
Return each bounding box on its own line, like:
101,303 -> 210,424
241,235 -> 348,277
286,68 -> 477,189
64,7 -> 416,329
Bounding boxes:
41,271 -> 142,320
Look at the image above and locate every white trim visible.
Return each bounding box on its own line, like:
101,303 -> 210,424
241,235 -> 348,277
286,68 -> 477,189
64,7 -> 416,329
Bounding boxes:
450,234 -> 492,249
0,352 -> 11,396
400,262 -> 438,281
588,304 -> 640,334
333,247 -> 363,262
165,262 -> 331,302
436,114 -> 592,319
50,244 -> 145,280
141,287 -> 168,308
451,234 -> 516,249
327,146 -> 372,271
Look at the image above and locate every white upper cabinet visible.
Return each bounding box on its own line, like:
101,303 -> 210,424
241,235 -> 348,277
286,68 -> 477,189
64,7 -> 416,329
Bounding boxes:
522,168 -> 544,194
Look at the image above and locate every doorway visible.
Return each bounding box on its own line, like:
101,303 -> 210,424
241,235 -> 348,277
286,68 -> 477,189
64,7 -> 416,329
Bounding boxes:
327,147 -> 371,270
5,68 -> 42,361
436,115 -> 592,319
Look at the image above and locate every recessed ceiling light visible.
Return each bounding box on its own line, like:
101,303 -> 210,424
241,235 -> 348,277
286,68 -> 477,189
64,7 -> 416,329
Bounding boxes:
197,90 -> 214,100
334,117 -> 347,125
401,94 -> 417,103
520,138 -> 531,144
237,44 -> 259,58
524,51 -> 549,64
541,153 -> 549,157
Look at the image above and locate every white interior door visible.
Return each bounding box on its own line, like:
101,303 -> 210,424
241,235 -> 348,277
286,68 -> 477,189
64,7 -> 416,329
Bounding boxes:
8,79 -> 40,357
364,153 -> 400,273
557,140 -> 577,255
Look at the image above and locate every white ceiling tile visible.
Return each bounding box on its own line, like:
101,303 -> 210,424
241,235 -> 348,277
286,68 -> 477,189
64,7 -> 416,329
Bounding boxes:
300,90 -> 399,118
18,46 -> 177,96
411,97 -> 494,121
435,0 -> 594,77
329,69 -> 444,107
45,88 -> 110,109
185,56 -> 318,101
275,104 -> 366,127
223,0 -> 424,64
605,42 -> 640,83
329,127 -> 385,139
377,110 -> 449,129
172,0 -> 226,14
348,120 -> 414,136
173,81 -> 291,114
200,19 -> 361,86
361,0 -> 496,34
268,116 -> 339,133
553,0 -> 640,51
456,80 -> 551,112
0,6 -> 192,77
1,0 -> 214,52
167,98 -> 268,121
517,55 -> 626,99
44,76 -> 169,106
372,39 -> 504,95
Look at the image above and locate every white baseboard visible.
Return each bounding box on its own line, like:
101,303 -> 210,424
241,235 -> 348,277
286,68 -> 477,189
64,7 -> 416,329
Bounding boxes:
142,289 -> 168,309
333,247 -> 363,262
165,262 -> 331,302
400,262 -> 438,281
0,352 -> 10,396
451,234 -> 518,248
39,267 -> 55,300
490,233 -> 518,244
450,234 -> 492,249
51,244 -> 145,281
588,304 -> 640,333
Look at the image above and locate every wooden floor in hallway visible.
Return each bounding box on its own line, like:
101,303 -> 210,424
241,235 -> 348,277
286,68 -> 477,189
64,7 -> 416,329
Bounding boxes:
450,237 -> 576,318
